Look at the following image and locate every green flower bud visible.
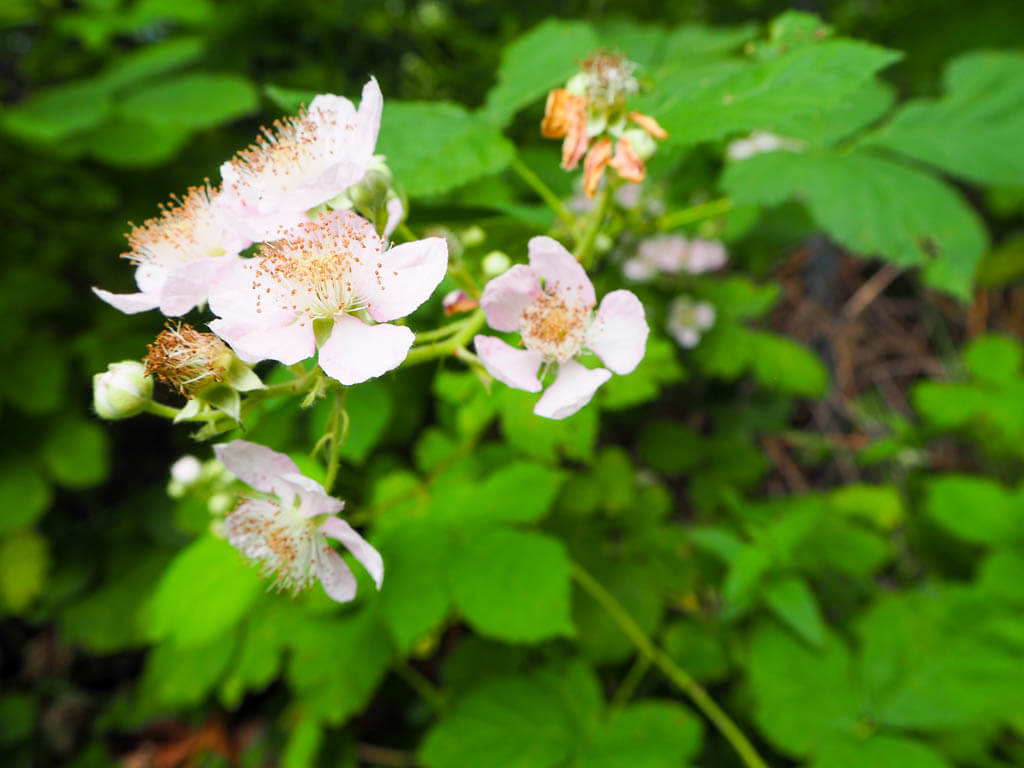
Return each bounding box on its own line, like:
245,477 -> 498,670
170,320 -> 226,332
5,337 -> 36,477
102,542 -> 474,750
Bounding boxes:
482,250 -> 512,277
93,361 -> 153,420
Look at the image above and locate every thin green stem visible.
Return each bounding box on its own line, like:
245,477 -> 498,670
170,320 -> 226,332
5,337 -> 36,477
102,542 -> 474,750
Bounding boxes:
610,654 -> 651,713
574,183 -> 613,269
509,156 -> 575,228
395,222 -> 419,243
657,196 -> 733,232
403,309 -> 486,367
415,318 -> 471,343
570,561 -> 770,768
323,387 -> 348,494
393,660 -> 446,716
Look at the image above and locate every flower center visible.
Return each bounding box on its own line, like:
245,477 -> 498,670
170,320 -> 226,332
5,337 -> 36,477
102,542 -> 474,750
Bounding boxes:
225,496 -> 319,594
144,322 -> 231,396
520,292 -> 588,362
253,215 -> 381,320
125,185 -> 225,268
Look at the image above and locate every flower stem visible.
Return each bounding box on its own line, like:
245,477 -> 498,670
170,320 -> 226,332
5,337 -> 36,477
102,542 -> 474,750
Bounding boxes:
415,317 -> 471,343
574,183 -> 613,269
570,561 -> 770,768
657,196 -> 732,231
509,156 -> 575,228
403,309 -> 486,367
322,387 -> 348,494
610,654 -> 651,713
393,660 -> 446,716
395,222 -> 420,243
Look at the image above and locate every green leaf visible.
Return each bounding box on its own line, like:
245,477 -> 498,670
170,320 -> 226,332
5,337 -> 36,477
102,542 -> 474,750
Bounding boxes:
2,81 -> 110,142
96,36 -> 205,93
857,588 -> 1024,730
0,460 -> 51,535
663,620 -> 731,682
924,475 -> 1024,545
287,608 -> 393,725
282,718 -> 322,768
976,548 -> 1024,604
748,622 -> 862,757
120,73 -> 259,129
579,701 -> 703,768
0,530 -> 49,613
828,484 -> 904,529
483,19 -> 601,125
82,117 -> 190,167
264,83 -> 318,113
219,598 -> 302,707
421,661 -> 600,768
864,51 -> 1024,187
573,559 -> 662,664
377,102 -> 514,198
0,693 -> 37,747
461,462 -> 566,526
695,325 -> 828,396
599,336 -> 686,410
723,150 -> 988,299
763,575 -> 826,647
1,335 -> 67,414
963,333 -> 1022,385
638,421 -> 702,477
138,629 -> 236,712
642,40 -> 900,148
337,379 -> 393,463
147,534 -> 263,647
813,735 -> 954,768
41,419 -> 110,489
499,387 -> 598,463
377,520 -> 452,653
450,529 -> 573,643
977,232 -> 1024,288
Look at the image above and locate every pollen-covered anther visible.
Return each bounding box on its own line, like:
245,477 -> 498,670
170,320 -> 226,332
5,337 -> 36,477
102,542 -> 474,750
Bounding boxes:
144,322 -> 233,396
124,184 -> 228,267
579,52 -> 639,110
520,291 -> 589,362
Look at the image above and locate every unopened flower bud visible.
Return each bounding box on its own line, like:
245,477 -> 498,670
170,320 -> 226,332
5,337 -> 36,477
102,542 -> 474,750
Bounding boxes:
171,455 -> 203,486
482,250 -> 511,277
460,226 -> 486,248
93,361 -> 153,420
622,128 -> 656,161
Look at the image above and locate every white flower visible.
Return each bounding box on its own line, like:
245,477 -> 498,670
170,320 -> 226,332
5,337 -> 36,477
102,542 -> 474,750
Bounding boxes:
667,296 -> 715,349
208,209 -> 447,386
726,131 -> 805,161
93,184 -> 248,316
219,80 -> 384,241
170,455 -> 202,486
474,237 -> 649,419
215,440 -> 383,603
623,235 -> 727,281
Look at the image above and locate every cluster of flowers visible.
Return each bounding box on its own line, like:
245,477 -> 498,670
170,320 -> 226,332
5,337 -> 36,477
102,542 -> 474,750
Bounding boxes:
92,72 -> 661,603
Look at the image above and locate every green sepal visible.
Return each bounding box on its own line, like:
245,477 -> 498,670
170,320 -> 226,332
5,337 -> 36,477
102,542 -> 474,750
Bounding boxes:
196,384 -> 242,423
313,317 -> 335,348
224,357 -> 265,392
173,398 -> 202,423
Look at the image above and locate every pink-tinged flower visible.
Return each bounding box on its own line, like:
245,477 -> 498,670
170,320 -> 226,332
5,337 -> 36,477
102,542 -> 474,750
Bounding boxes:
667,296 -> 715,349
209,209 -> 446,385
220,79 -> 384,241
215,440 -> 382,603
474,236 -> 649,419
93,185 -> 248,316
623,235 -> 727,281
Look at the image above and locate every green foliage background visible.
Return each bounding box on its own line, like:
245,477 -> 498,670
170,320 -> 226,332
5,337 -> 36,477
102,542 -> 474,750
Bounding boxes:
2,1 -> 1023,767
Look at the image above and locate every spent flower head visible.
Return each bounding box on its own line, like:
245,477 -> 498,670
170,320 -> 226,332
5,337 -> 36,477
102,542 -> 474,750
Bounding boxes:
474,236 -> 649,419
542,52 -> 667,197
208,209 -> 447,385
215,440 -> 383,603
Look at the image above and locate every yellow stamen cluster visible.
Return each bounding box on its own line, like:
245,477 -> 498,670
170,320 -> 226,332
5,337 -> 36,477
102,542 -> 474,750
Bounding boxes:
520,292 -> 589,362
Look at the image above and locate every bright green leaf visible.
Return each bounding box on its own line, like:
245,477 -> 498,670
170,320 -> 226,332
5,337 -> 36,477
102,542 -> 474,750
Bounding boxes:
41,419 -> 110,489
580,701 -> 704,768
763,575 -> 826,647
120,73 -> 258,129
0,461 -> 51,535
0,530 -> 49,613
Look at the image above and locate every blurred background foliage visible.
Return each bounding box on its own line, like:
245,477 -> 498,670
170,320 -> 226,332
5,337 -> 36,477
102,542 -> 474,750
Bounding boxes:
1,1 -> 1023,767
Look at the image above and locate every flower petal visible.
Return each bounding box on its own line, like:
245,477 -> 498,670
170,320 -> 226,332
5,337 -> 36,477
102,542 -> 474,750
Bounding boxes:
586,289 -> 649,374
320,516 -> 384,589
159,255 -> 237,317
214,440 -> 301,495
314,546 -> 358,603
474,335 -> 544,393
533,359 -> 611,420
527,236 -> 595,307
582,137 -> 612,198
479,264 -> 539,332
209,316 -> 315,366
317,314 -> 413,385
92,287 -> 159,315
359,237 -> 449,322
280,472 -> 345,518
